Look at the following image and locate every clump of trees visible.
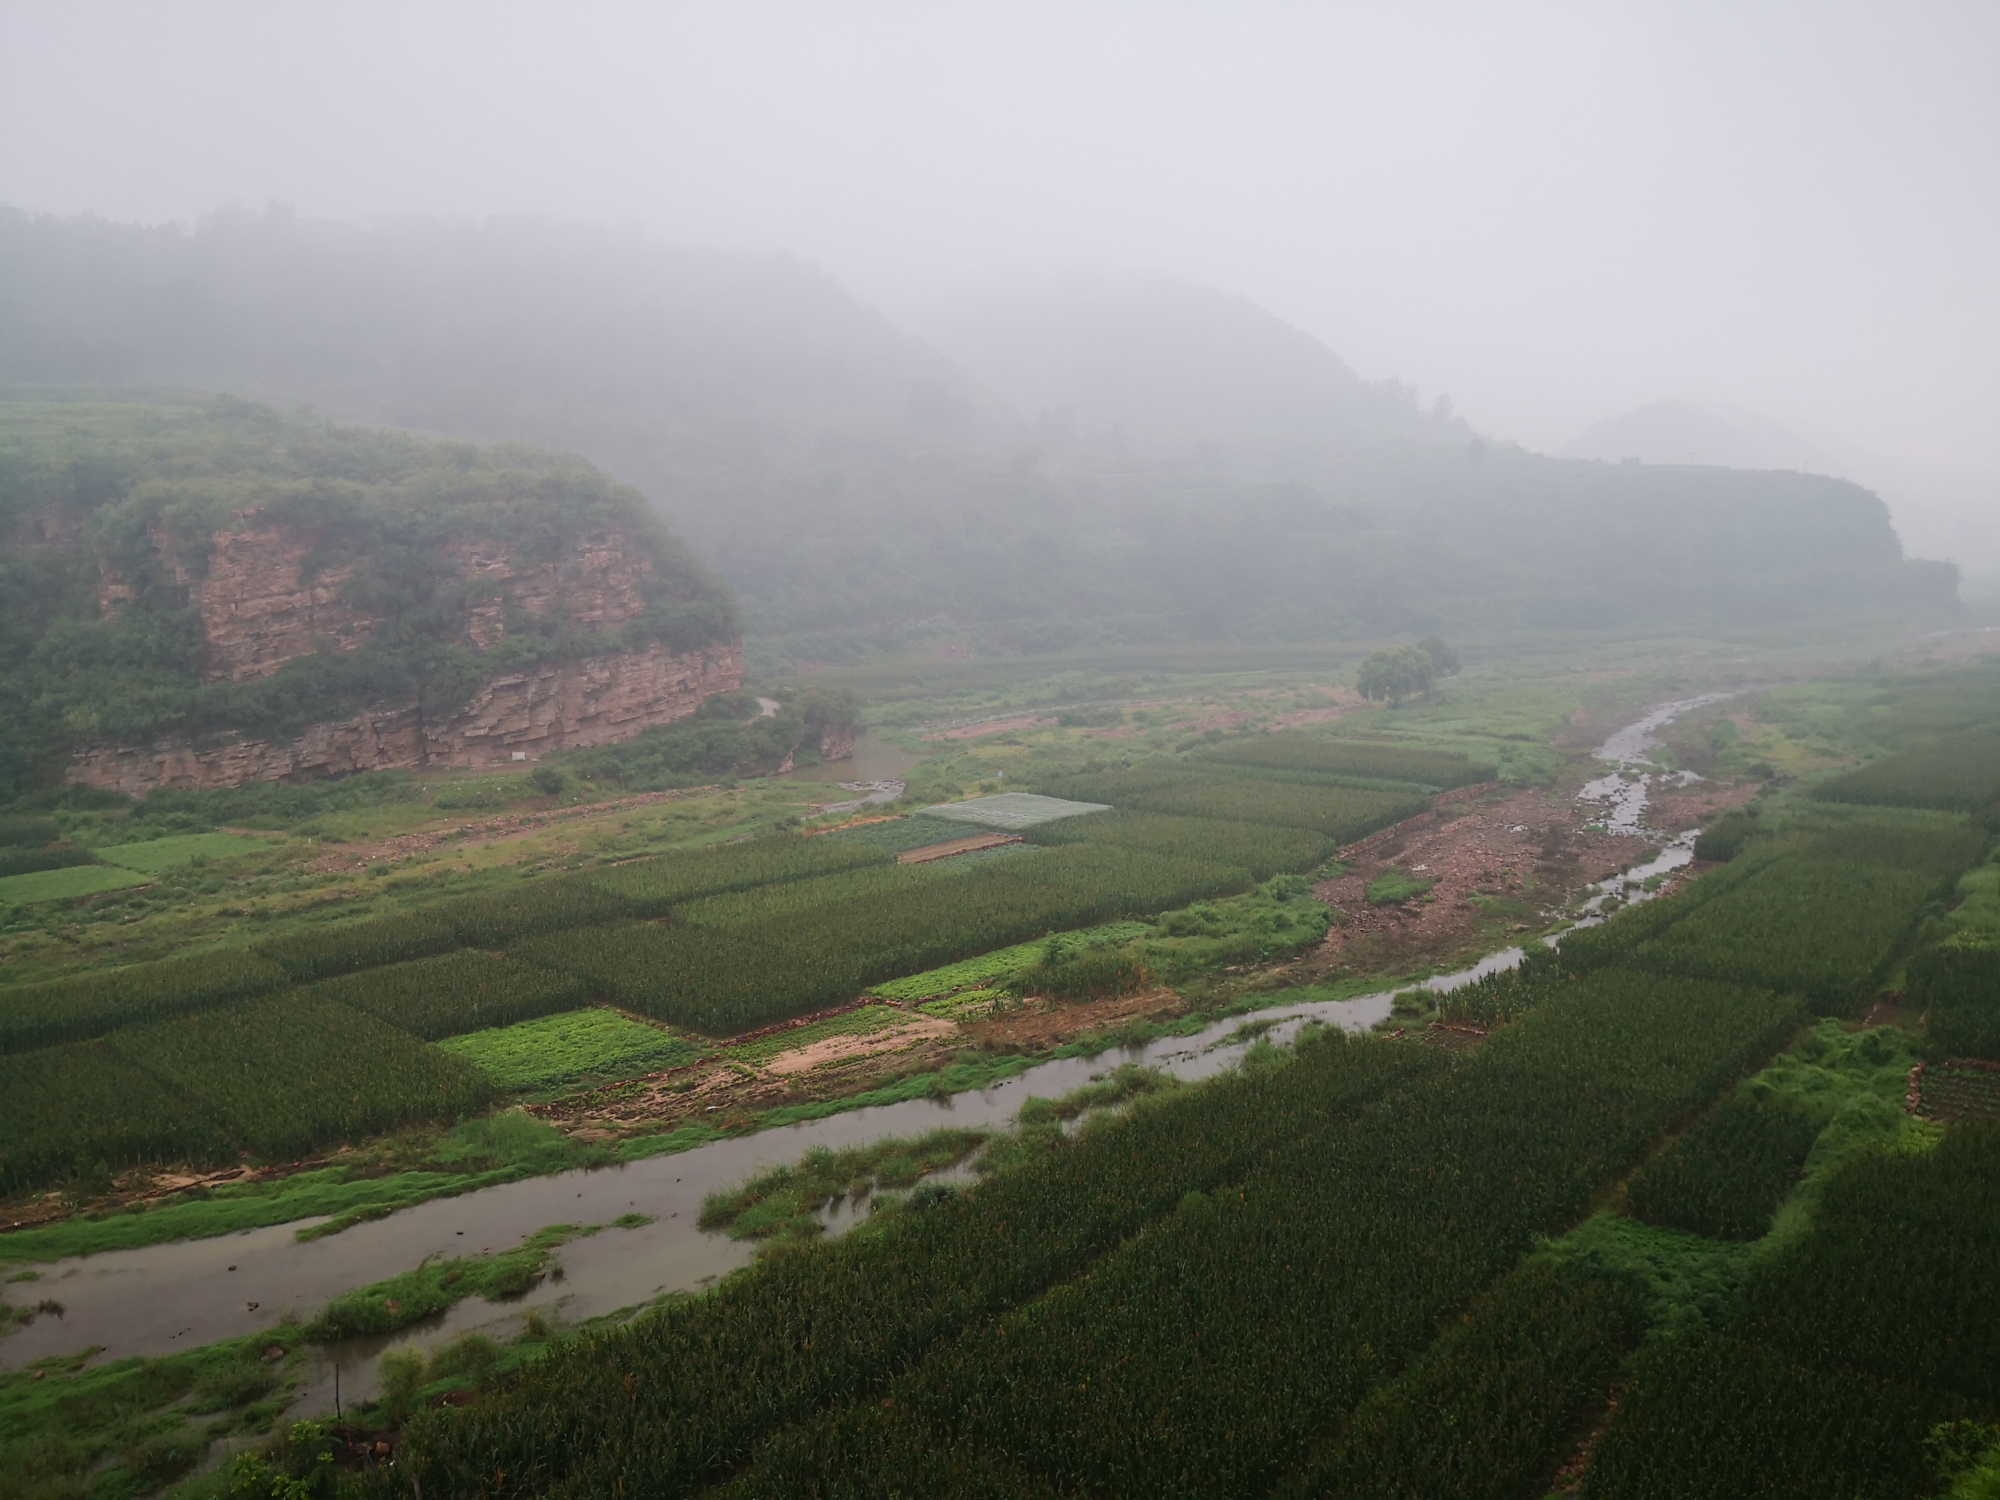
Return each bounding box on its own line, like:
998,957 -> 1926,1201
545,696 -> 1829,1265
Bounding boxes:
1357,637 -> 1459,706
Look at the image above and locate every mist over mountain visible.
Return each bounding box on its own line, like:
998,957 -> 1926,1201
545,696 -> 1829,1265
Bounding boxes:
0,206 -> 983,451
0,207 -> 1960,659
921,273 -> 1463,449
1567,399 -> 1999,581
1565,400 -> 1837,474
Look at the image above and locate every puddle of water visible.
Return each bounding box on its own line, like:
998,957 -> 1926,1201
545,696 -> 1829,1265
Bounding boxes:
0,695 -> 1737,1409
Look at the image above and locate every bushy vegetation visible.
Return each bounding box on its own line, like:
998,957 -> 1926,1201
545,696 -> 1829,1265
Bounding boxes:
866,923 -> 1152,1001
110,993 -> 492,1156
0,948 -> 286,1052
1136,876 -> 1334,982
305,950 -> 588,1041
558,687 -> 859,788
1625,1092 -> 1823,1240
0,1325 -> 307,1500
0,1042 -> 231,1192
1199,732 -> 1494,789
1366,866 -> 1435,905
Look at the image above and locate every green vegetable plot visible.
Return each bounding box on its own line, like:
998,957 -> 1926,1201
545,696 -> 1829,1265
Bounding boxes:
441,1008 -> 699,1094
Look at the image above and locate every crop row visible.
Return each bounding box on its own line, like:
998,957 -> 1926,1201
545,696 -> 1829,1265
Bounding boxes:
400,969 -> 1801,1498
108,993 -> 493,1157
303,950 -> 588,1041
1623,855 -> 1938,1012
1021,809 -> 1334,879
1624,1091 -> 1822,1240
670,860 -> 976,929
1039,765 -> 1426,842
520,846 -> 1249,1034
1581,1332 -> 1957,1500
0,1043 -> 233,1194
587,834 -> 891,907
1268,1256 -> 1644,1500
1584,1123 -> 2000,1496
1812,731 -> 2000,812
1198,731 -> 1496,789
876,972 -> 1802,1499
256,834 -> 895,982
1785,807 -> 1991,879
1908,940 -> 2000,1061
395,1034 -> 1440,1497
256,872 -> 639,981
0,949 -> 287,1054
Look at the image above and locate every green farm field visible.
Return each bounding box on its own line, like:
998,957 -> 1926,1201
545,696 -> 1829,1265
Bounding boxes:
3,634 -> 1998,1500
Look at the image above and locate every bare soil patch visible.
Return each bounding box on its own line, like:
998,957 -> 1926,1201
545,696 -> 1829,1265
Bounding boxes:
1644,777 -> 1758,834
898,833 -> 1022,864
967,985 -> 1185,1052
762,1014 -> 959,1075
1307,786 -> 1648,977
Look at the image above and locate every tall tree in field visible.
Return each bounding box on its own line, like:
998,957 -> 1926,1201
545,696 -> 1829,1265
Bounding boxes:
1357,645 -> 1435,706
1417,636 -> 1461,677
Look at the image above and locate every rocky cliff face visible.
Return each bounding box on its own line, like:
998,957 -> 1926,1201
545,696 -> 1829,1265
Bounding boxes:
68,515 -> 744,795
68,642 -> 743,795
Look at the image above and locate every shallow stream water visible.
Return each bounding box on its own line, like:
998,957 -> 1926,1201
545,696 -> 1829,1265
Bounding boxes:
0,697 -> 1722,1408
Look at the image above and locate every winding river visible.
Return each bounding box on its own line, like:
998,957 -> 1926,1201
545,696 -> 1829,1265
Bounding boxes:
0,696 -> 1721,1408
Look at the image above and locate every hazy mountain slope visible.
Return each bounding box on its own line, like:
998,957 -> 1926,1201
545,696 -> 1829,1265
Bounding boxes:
919,272 -> 1461,446
0,207 -> 985,452
1563,400 -> 1836,472
0,209 -> 1959,657
1567,399 -> 1998,580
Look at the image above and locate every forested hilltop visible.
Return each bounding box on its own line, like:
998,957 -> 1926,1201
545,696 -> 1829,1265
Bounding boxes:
0,393 -> 742,800
0,208 -> 1961,659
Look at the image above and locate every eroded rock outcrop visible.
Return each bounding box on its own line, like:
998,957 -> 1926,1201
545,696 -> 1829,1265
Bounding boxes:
68,513 -> 743,795
68,643 -> 744,795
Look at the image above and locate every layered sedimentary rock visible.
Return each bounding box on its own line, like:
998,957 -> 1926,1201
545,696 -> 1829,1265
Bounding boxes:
68,643 -> 743,795
68,513 -> 744,795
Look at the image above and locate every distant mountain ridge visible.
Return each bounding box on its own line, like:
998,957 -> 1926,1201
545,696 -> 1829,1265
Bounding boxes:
920,271 -> 1463,447
0,208 -> 1961,657
1564,400 -> 1838,473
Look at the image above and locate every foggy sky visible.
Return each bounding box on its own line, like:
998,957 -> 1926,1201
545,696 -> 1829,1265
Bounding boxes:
3,1 -> 1997,481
